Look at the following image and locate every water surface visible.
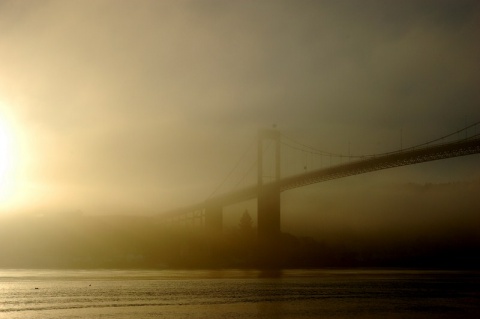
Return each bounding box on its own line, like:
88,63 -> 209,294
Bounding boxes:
0,269 -> 478,318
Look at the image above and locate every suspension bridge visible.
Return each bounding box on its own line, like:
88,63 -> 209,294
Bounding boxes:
160,122 -> 480,253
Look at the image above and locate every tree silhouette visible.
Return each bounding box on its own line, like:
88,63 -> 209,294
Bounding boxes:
239,210 -> 253,234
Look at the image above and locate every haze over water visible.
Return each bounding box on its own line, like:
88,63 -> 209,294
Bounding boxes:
0,0 -> 480,318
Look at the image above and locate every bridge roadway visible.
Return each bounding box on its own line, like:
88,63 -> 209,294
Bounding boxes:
161,136 -> 480,218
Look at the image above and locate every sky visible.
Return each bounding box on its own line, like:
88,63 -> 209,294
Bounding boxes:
0,0 -> 479,216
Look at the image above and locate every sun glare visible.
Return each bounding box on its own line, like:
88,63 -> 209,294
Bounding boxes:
0,105 -> 20,206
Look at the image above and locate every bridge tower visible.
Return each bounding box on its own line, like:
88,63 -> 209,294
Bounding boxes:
257,129 -> 281,266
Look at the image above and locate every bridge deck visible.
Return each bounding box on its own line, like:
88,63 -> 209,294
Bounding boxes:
161,136 -> 480,218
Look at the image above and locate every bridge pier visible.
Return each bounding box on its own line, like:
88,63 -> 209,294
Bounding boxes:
204,204 -> 224,261
257,182 -> 281,267
205,204 -> 223,235
257,129 -> 282,267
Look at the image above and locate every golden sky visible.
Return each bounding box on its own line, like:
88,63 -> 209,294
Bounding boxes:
0,0 -> 479,215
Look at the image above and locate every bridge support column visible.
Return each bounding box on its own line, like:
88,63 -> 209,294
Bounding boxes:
204,204 -> 223,262
257,183 -> 281,267
257,129 -> 282,267
205,205 -> 223,235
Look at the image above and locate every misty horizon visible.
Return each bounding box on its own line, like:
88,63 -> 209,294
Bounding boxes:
0,0 -> 478,270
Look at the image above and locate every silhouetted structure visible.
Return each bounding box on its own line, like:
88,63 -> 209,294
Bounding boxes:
256,129 -> 281,266
161,127 -> 480,267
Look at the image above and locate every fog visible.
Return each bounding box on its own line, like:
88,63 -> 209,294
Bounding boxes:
282,175 -> 480,239
0,0 -> 479,214
1,178 -> 479,268
0,1 -> 479,268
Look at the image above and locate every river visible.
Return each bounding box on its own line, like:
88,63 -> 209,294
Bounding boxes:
0,269 -> 479,318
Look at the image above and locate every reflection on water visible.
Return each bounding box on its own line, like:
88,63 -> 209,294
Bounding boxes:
258,269 -> 283,278
0,269 -> 479,319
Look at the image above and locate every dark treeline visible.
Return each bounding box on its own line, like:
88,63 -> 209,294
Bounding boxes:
0,209 -> 479,269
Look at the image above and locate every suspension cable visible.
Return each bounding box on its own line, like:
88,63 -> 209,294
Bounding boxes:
281,121 -> 480,159
209,121 -> 480,197
207,138 -> 255,199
